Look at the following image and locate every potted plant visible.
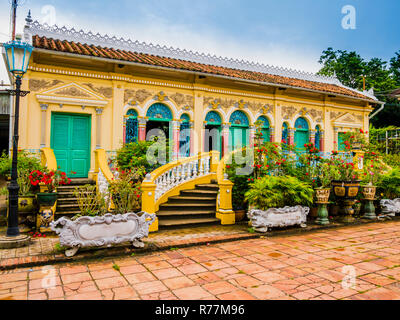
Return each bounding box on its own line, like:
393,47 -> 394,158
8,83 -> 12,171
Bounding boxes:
29,169 -> 71,207
245,175 -> 313,232
51,171 -> 153,257
0,151 -> 44,213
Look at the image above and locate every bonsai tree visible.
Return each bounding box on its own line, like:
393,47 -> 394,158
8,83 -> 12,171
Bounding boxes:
245,175 -> 314,211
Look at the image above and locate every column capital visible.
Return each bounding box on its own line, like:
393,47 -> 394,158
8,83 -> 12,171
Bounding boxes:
96,108 -> 104,115
40,104 -> 48,111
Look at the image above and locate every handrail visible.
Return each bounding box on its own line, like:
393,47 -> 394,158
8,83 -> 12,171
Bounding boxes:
40,147 -> 57,171
144,152 -> 215,202
94,149 -> 114,183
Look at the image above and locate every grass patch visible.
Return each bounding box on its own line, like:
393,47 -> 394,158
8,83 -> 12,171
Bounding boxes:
112,264 -> 120,271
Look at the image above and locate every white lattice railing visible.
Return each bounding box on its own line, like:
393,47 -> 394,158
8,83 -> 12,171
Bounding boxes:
141,151 -> 220,217
145,152 -> 213,202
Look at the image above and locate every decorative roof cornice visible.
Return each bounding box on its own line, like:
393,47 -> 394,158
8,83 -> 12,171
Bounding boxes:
23,15 -> 378,102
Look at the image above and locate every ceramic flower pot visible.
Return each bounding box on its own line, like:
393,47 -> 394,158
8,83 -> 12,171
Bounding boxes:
36,192 -> 58,207
5,196 -> 37,213
315,188 -> 331,203
234,210 -> 246,222
362,185 -> 376,201
332,180 -> 360,201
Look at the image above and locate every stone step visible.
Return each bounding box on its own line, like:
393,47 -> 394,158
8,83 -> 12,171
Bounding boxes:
195,184 -> 219,191
68,179 -> 96,185
180,189 -> 218,197
56,204 -> 81,212
159,203 -> 216,209
156,209 -> 216,217
55,210 -> 80,217
158,217 -> 220,228
168,196 -> 216,204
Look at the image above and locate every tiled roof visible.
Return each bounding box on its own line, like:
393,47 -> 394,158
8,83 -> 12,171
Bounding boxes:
32,35 -> 373,101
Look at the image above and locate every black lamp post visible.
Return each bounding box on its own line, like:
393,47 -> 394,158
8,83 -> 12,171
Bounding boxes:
2,37 -> 33,237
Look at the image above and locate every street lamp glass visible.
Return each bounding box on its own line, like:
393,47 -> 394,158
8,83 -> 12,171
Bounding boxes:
3,40 -> 33,77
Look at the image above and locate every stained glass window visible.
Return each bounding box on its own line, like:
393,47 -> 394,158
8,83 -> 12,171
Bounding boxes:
315,125 -> 321,150
126,109 -> 138,144
229,111 -> 249,127
146,103 -> 173,121
282,122 -> 289,144
180,114 -> 191,157
206,111 -> 222,125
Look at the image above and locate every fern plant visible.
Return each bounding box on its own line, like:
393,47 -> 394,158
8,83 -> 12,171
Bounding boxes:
245,176 -> 314,210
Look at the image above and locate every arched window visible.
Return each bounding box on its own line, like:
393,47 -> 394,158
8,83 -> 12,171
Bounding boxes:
206,111 -> 222,125
125,109 -> 138,144
257,116 -> 270,143
146,103 -> 173,121
282,122 -> 289,144
294,117 -> 310,152
315,125 -> 321,150
229,110 -> 249,151
180,114 -> 191,157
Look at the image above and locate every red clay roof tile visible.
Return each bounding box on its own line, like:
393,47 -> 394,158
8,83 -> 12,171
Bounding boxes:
31,35 -> 373,101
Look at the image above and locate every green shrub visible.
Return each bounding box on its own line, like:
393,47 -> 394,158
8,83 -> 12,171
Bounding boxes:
377,169 -> 400,199
0,151 -> 44,196
245,175 -> 314,210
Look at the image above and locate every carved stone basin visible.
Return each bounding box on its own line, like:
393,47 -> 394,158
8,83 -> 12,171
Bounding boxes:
247,206 -> 310,233
380,199 -> 400,217
50,212 -> 155,257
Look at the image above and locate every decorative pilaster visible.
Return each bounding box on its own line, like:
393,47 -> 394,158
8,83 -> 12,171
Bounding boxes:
172,120 -> 180,160
95,108 -> 103,149
270,126 -> 275,143
222,123 -> 231,157
288,128 -> 295,146
333,127 -> 339,151
40,104 -> 48,148
310,129 -> 316,145
320,130 -> 325,152
249,125 -> 256,146
138,117 -> 147,142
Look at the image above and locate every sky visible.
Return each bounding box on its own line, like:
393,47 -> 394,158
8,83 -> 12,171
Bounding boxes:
0,0 -> 399,84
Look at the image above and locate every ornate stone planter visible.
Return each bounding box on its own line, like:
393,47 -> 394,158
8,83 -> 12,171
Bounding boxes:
50,212 -> 155,257
315,188 -> 331,203
247,206 -> 309,233
332,180 -> 360,223
380,199 -> 400,217
362,185 -> 377,220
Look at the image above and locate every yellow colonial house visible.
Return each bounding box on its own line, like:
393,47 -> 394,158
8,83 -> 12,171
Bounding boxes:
3,13 -> 382,230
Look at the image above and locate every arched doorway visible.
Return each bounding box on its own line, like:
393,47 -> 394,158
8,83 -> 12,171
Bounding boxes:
205,111 -> 222,153
257,116 -> 270,144
229,110 -> 249,151
179,114 -> 191,158
125,109 -> 138,144
294,117 -> 310,153
146,103 -> 173,141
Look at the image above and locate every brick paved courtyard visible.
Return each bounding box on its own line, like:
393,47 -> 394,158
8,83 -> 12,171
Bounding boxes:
1,221 -> 400,300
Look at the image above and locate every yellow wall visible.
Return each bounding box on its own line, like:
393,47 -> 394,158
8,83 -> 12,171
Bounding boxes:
20,60 -> 373,173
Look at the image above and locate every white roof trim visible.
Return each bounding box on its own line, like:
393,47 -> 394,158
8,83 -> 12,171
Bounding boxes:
23,14 -> 377,101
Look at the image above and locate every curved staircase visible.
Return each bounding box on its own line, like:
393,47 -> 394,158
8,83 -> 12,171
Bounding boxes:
157,181 -> 220,229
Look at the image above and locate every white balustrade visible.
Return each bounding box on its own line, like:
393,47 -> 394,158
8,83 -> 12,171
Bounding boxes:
153,154 -> 214,201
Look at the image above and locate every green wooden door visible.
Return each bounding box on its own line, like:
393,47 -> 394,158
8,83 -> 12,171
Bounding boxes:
51,113 -> 91,178
294,129 -> 309,153
230,126 -> 248,151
